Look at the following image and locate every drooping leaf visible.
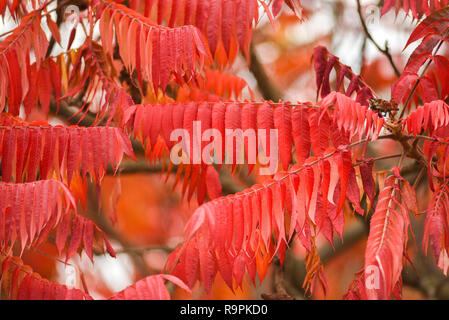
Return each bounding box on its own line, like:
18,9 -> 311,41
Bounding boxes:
364,174 -> 410,300
313,46 -> 374,106
0,253 -> 92,300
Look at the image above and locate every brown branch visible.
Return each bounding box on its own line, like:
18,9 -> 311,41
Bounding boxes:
50,99 -> 97,127
113,245 -> 173,255
261,259 -> 296,300
356,0 -> 401,77
109,159 -> 243,196
354,153 -> 403,167
249,43 -> 282,101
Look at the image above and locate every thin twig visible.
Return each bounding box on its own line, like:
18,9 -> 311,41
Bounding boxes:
356,0 -> 401,77
354,153 -> 403,167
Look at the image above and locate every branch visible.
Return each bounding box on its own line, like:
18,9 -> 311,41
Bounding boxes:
249,43 -> 282,101
86,185 -> 152,278
356,0 -> 401,77
399,40 -> 445,118
114,245 -> 173,255
261,259 -> 296,300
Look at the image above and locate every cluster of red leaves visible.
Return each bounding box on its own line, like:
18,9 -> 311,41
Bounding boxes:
122,95 -> 382,204
1,253 -> 186,300
405,100 -> 449,136
165,142 -> 365,293
126,0 -> 299,65
344,270 -> 403,300
423,181 -> 449,275
0,117 -> 134,184
96,0 -> 209,94
422,123 -> 449,274
0,254 -> 92,300
109,274 -> 190,300
0,9 -> 48,115
24,58 -> 62,116
313,46 -> 374,106
61,41 -> 134,125
0,180 -> 75,252
0,0 -> 43,19
381,0 -> 449,19
129,0 -> 257,62
409,101 -> 449,194
392,7 -> 449,106
320,92 -> 384,140
124,95 -> 383,166
55,213 -> 116,263
0,179 -> 115,262
344,169 -> 417,300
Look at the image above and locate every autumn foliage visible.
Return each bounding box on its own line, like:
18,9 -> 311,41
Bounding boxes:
2,0 -> 449,301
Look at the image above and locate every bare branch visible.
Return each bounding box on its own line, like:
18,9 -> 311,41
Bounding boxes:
356,0 -> 401,77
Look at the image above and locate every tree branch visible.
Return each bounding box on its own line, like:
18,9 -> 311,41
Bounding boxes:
356,0 -> 401,77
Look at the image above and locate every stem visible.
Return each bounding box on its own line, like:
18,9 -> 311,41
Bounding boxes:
399,40 -> 444,119
354,153 -> 403,167
397,152 -> 406,169
356,0 -> 401,77
413,167 -> 426,189
249,43 -> 282,101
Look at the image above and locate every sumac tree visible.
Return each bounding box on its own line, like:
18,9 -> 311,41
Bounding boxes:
1,0 -> 449,301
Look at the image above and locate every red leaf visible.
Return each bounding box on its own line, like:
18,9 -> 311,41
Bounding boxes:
206,166 -> 222,200
66,215 -> 84,262
274,104 -> 292,170
359,161 -> 375,204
